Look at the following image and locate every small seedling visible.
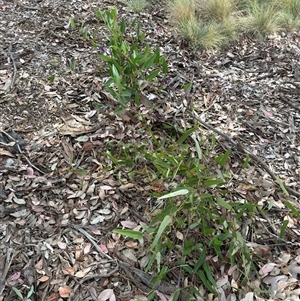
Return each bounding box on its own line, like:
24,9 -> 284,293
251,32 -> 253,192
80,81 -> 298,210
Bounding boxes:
95,8 -> 168,108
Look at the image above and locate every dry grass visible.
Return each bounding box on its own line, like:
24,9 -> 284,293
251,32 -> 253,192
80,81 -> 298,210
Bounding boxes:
167,0 -> 299,50
240,1 -> 282,36
180,17 -> 226,49
167,0 -> 196,24
197,0 -> 238,21
125,0 -> 148,12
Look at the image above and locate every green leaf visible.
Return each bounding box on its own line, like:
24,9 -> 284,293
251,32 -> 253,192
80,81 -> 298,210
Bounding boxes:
191,135 -> 202,160
154,46 -> 160,64
197,270 -> 215,294
242,153 -> 250,168
204,179 -> 224,186
276,176 -> 289,196
182,82 -> 192,91
284,201 -> 300,218
27,286 -> 35,298
151,215 -> 172,248
48,75 -> 55,83
203,262 -> 217,288
143,54 -> 156,69
73,169 -> 88,175
111,64 -> 121,87
193,249 -> 206,273
177,127 -> 197,144
12,287 -> 23,300
150,205 -> 178,225
162,58 -> 168,73
120,18 -> 126,33
98,53 -> 113,63
146,69 -> 160,81
113,229 -> 143,239
215,149 -> 231,166
217,197 -> 232,210
69,17 -> 76,29
157,189 -> 189,200
279,220 -> 289,239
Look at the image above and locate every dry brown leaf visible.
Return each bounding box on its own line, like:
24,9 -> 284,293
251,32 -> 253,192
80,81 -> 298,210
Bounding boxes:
58,286 -> 72,298
74,267 -> 92,278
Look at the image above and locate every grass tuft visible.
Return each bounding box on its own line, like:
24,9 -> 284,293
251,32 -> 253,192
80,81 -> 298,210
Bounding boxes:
168,0 -> 300,50
167,0 -> 196,24
241,0 -> 282,36
180,17 -> 226,49
125,0 -> 148,12
197,0 -> 237,21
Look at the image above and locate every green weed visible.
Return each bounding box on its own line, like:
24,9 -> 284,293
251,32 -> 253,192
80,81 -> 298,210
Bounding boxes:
95,8 -> 168,109
109,126 -> 258,298
125,0 -> 148,12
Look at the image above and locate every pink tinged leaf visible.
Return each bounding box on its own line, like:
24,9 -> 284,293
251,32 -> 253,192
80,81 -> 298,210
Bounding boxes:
84,243 -> 91,254
111,200 -> 118,210
10,272 -> 21,281
216,275 -> 228,288
259,263 -> 276,275
228,265 -> 237,276
99,244 -> 108,253
26,167 -> 35,178
57,242 -> 67,249
262,110 -> 273,117
109,293 -> 116,301
89,287 -> 98,301
90,227 -> 102,235
97,289 -> 114,301
120,220 -> 138,229
100,185 -> 113,190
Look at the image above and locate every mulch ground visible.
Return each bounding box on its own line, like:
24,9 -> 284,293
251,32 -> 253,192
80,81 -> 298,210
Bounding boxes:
0,0 -> 300,300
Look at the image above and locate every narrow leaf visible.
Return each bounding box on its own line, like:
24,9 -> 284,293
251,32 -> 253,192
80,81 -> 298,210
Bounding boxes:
146,69 -> 160,81
279,220 -> 288,239
215,149 -> 231,166
151,215 -> 171,248
112,229 -> 143,239
242,153 -> 250,168
204,179 -> 224,186
276,176 -> 289,196
217,198 -> 232,210
177,127 -> 197,144
157,189 -> 189,200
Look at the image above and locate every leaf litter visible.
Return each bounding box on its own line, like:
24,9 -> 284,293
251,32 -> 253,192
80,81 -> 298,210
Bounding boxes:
0,0 -> 300,300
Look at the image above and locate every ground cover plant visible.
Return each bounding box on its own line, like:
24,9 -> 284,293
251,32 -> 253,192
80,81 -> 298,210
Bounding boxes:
58,2 -> 300,300
167,0 -> 300,49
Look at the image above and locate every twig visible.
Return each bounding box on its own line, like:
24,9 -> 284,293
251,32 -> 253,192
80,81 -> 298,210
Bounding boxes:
73,225 -> 113,261
186,94 -> 300,198
70,225 -> 119,300
0,248 -> 14,295
8,43 -> 17,90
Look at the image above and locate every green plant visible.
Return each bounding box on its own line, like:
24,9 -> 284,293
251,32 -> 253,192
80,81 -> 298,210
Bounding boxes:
95,8 -> 168,109
125,0 -> 148,12
167,0 -> 196,24
241,0 -> 282,36
180,17 -> 227,49
12,285 -> 34,301
197,0 -> 237,21
109,125 -> 259,298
